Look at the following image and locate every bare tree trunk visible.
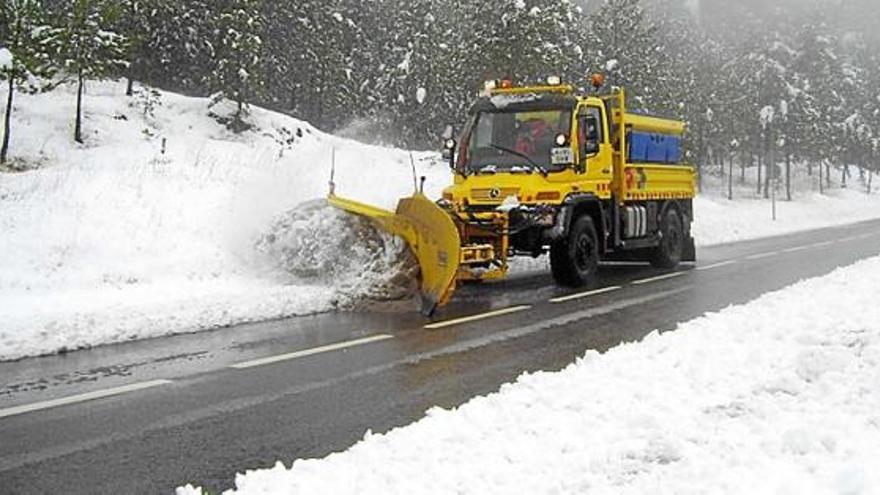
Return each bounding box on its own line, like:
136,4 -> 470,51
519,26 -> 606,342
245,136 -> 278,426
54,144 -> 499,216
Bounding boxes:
868,169 -> 874,195
728,152 -> 734,200
695,143 -> 704,192
126,77 -> 134,97
819,161 -> 824,195
807,160 -> 812,176
236,81 -> 247,123
763,129 -> 771,199
756,153 -> 763,196
75,70 -> 84,144
825,160 -> 831,189
841,164 -> 849,188
1,76 -> 13,164
785,153 -> 791,201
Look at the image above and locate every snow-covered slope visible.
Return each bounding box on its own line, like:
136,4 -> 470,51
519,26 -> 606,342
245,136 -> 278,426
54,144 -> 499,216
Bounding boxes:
178,254 -> 880,495
0,81 -> 448,360
1,81 -> 879,361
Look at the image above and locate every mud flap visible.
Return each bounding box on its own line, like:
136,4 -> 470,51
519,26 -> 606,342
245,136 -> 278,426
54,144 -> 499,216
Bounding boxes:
682,236 -> 696,262
328,193 -> 461,316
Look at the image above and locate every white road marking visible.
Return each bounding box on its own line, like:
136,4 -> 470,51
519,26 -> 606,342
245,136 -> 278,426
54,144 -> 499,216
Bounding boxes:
696,260 -> 738,271
424,305 -> 532,330
836,235 -> 865,243
0,379 -> 172,419
230,334 -> 394,370
631,271 -> 686,285
746,251 -> 780,260
811,240 -> 835,248
783,245 -> 810,253
549,286 -> 622,304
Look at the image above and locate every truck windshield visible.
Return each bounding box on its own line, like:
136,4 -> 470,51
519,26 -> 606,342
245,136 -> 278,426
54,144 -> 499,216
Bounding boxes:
463,109 -> 573,174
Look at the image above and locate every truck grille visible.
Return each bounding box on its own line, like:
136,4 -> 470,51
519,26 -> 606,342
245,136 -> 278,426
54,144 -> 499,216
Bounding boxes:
471,188 -> 520,202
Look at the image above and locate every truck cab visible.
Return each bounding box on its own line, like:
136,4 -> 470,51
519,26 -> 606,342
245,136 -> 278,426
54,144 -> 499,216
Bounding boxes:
441,77 -> 696,286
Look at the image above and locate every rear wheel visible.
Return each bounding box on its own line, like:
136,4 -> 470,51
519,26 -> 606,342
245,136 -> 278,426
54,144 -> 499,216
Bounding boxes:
551,215 -> 599,287
650,209 -> 683,268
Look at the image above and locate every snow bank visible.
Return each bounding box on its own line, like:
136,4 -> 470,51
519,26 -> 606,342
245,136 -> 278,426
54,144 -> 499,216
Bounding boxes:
0,80 -> 448,360
178,255 -> 880,494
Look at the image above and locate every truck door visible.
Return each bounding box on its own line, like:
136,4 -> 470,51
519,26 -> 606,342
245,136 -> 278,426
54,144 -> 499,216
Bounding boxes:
576,104 -> 613,182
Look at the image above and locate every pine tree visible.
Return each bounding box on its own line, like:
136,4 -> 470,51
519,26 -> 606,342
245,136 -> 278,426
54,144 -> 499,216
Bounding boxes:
110,0 -> 168,96
0,0 -> 53,164
208,0 -> 265,129
792,17 -> 845,190
586,0 -> 674,113
49,0 -> 127,143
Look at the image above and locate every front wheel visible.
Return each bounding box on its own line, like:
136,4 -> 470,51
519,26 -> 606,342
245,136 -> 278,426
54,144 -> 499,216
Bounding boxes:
551,215 -> 599,287
650,209 -> 684,268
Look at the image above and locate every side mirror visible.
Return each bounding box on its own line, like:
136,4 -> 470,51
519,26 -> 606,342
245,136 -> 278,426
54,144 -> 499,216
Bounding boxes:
580,116 -> 600,157
584,140 -> 600,155
442,138 -> 457,168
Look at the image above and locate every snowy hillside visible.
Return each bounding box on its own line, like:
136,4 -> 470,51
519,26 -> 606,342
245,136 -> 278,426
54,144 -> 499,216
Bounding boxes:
0,81 -> 449,361
1,81 -> 879,361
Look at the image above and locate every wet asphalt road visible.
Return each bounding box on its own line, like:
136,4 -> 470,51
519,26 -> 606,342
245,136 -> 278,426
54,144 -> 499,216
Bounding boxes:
1,219 -> 880,494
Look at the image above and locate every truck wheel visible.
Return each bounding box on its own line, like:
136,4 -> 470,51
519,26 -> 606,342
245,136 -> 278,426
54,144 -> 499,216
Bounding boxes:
650,209 -> 683,268
551,215 -> 599,287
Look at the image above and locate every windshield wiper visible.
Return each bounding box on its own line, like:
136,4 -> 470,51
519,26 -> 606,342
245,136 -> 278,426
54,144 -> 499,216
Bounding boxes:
487,143 -> 549,177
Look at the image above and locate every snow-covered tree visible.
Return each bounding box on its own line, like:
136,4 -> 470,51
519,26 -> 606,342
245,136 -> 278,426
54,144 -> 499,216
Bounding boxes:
586,0 -> 675,113
0,0 -> 53,163
208,0 -> 265,128
109,0 -> 171,96
19,0 -> 879,160
49,0 -> 127,143
792,18 -> 845,191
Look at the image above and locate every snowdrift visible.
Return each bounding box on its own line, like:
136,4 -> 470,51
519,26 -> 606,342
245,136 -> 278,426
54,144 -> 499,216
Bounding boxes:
178,254 -> 880,495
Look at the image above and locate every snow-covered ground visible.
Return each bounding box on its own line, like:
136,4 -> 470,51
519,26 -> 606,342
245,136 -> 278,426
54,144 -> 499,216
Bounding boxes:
0,81 -> 446,361
178,254 -> 880,495
694,174 -> 880,246
1,81 -> 879,361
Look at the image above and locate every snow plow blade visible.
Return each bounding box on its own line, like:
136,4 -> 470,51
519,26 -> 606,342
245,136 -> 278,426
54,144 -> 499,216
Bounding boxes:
327,192 -> 461,316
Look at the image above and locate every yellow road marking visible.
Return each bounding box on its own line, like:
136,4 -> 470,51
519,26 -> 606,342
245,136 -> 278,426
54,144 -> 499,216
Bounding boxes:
230,334 -> 394,369
549,286 -> 622,304
424,305 -> 532,330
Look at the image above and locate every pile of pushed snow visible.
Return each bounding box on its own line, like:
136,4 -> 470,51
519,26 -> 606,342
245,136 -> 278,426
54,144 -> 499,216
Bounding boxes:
255,201 -> 418,307
0,80 -> 449,360
179,255 -> 880,495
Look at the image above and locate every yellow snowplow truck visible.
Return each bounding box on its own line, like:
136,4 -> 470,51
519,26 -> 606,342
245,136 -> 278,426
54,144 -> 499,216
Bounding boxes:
329,77 -> 696,315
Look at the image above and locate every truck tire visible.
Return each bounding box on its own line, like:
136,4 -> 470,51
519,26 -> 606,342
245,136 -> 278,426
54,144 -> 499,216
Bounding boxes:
650,208 -> 683,268
551,215 -> 599,287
